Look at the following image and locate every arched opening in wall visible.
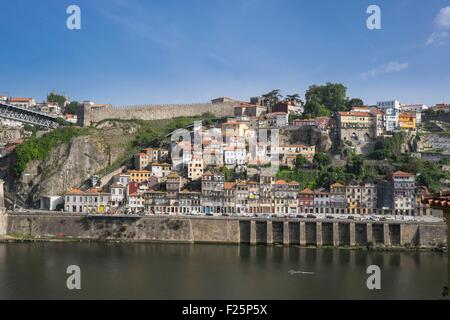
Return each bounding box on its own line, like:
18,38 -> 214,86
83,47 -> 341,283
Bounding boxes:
363,133 -> 370,142
351,132 -> 358,141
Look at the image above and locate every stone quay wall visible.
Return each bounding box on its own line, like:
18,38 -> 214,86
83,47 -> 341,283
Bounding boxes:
1,212 -> 447,248
77,102 -> 236,127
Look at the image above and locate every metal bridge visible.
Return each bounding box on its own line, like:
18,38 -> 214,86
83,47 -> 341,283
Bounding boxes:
0,102 -> 60,128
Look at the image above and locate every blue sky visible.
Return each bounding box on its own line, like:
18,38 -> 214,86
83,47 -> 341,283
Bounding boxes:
0,0 -> 449,106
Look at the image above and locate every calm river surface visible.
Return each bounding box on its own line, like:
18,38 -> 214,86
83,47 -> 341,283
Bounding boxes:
0,243 -> 447,299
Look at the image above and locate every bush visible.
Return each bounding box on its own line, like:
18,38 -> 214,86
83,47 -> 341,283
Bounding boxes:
13,127 -> 88,176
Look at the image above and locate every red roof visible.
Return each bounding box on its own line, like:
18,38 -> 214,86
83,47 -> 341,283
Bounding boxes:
338,111 -> 371,117
9,97 -> 32,102
399,112 -> 415,118
392,171 -> 413,177
66,188 -> 84,195
237,102 -> 258,108
370,108 -> 384,115
422,190 -> 450,208
351,106 -> 369,110
224,182 -> 236,189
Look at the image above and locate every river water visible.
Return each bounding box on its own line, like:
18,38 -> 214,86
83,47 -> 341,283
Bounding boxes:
0,243 -> 447,299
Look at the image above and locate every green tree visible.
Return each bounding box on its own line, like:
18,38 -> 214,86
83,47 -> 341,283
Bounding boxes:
13,127 -> 88,176
64,101 -> 80,115
370,132 -> 405,161
277,168 -> 319,189
346,154 -> 365,179
261,89 -> 282,108
317,166 -> 348,189
304,83 -> 348,117
313,152 -> 331,169
286,93 -> 303,106
47,91 -> 67,107
294,154 -> 309,170
347,98 -> 364,109
219,166 -> 234,182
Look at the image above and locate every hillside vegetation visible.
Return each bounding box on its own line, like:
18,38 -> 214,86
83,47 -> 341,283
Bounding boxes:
12,113 -> 217,195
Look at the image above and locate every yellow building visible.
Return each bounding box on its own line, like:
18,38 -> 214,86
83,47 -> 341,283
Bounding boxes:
128,170 -> 152,182
188,154 -> 204,181
221,121 -> 249,138
337,111 -> 375,128
398,112 -> 416,130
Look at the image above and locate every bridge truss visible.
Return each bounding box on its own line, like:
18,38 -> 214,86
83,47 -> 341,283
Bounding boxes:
0,102 -> 60,129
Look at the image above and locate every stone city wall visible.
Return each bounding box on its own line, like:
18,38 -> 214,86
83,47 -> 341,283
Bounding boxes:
78,102 -> 237,127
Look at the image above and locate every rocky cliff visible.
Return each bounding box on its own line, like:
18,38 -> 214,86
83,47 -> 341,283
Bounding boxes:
282,126 -> 333,152
16,135 -> 109,203
12,120 -> 142,206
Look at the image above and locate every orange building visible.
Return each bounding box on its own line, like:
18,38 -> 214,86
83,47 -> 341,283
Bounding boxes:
398,112 -> 416,130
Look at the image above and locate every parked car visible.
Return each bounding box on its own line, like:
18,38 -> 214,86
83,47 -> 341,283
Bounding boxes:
369,215 -> 380,221
347,215 -> 355,220
306,214 -> 316,219
296,214 -> 305,219
385,216 -> 395,221
337,215 -> 347,220
325,215 -> 334,219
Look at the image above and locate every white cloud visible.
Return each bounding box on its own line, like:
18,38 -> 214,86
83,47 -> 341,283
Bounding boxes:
435,6 -> 450,28
426,31 -> 449,46
362,61 -> 409,79
426,7 -> 450,45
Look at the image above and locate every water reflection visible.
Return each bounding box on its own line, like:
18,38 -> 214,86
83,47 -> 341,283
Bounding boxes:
0,243 -> 446,300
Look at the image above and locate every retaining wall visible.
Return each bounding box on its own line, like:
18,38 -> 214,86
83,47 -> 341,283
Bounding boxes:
2,213 -> 447,248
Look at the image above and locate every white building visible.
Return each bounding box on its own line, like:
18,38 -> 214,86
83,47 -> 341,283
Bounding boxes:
40,196 -> 64,211
150,163 -> 172,178
64,188 -> 110,214
110,183 -> 126,207
224,146 -> 246,166
392,171 -> 416,215
377,100 -> 401,110
377,100 -> 401,132
116,173 -> 130,186
8,97 -> 36,108
265,112 -> 288,128
128,193 -> 145,213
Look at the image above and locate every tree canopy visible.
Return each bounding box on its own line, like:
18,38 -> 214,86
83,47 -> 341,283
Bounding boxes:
47,91 -> 67,107
303,82 -> 363,117
64,101 -> 80,115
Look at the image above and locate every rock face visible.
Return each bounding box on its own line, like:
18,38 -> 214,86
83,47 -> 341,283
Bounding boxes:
16,135 -> 110,204
283,126 -> 333,152
9,120 -> 142,206
0,125 -> 23,144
